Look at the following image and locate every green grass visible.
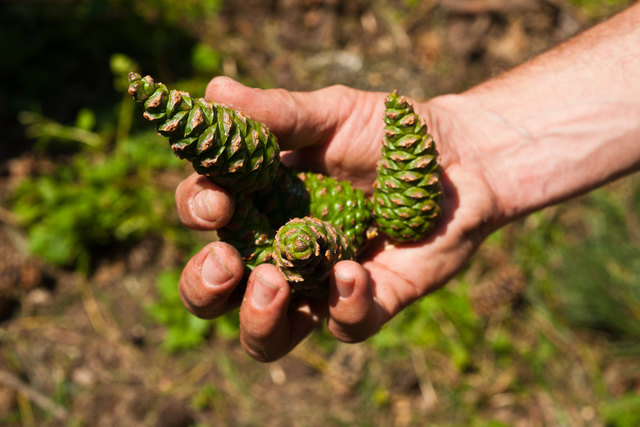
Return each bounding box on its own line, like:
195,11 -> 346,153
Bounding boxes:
568,0 -> 635,19
10,130 -> 183,272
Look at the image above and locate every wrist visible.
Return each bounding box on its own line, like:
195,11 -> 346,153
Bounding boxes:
427,88 -> 640,232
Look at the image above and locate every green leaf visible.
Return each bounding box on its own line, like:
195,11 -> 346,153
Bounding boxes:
192,43 -> 222,74
75,108 -> 96,131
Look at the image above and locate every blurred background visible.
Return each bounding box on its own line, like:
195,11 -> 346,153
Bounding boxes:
1,0 -> 640,425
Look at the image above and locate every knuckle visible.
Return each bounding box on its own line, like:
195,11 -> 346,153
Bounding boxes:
328,324 -> 371,344
240,336 -> 281,363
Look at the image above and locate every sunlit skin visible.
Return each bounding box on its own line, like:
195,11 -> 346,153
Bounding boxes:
175,4 -> 640,362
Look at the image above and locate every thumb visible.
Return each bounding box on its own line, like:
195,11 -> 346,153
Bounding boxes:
205,76 -> 346,150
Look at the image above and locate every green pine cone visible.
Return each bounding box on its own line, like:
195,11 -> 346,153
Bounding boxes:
301,172 -> 377,253
217,194 -> 274,270
372,90 -> 444,242
252,165 -> 311,229
127,73 -> 280,193
273,216 -> 355,297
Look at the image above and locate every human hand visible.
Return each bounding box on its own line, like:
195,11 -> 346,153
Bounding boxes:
175,77 -> 502,361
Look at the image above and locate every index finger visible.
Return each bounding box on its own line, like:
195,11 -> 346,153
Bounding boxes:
204,77 -> 351,151
175,172 -> 235,231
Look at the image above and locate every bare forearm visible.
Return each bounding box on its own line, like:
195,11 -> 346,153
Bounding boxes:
436,3 -> 640,224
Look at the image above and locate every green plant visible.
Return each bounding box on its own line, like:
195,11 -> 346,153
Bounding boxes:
191,42 -> 223,76
10,132 -> 182,273
132,0 -> 222,27
147,269 -> 239,352
147,269 -> 212,352
568,0 -> 635,19
18,109 -> 103,151
9,54 -> 204,273
191,384 -> 221,411
547,188 -> 640,346
370,278 -> 481,370
600,392 -> 640,426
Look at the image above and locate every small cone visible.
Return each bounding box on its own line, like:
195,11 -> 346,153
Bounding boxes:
301,172 -> 377,253
273,217 -> 355,297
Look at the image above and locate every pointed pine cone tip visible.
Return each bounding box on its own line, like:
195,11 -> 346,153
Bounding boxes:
128,71 -> 142,83
295,236 -> 310,252
127,74 -> 142,97
127,72 -> 155,101
385,89 -> 399,104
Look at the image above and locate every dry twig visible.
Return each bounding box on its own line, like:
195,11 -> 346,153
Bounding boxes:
0,369 -> 67,421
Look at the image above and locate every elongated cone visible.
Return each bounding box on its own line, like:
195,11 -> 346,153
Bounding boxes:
301,172 -> 377,253
218,194 -> 274,270
273,217 -> 355,297
127,72 -> 280,193
372,90 -> 444,242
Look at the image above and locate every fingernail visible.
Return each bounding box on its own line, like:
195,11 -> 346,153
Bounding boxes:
251,273 -> 279,309
335,271 -> 355,299
202,248 -> 233,286
192,189 -> 216,220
